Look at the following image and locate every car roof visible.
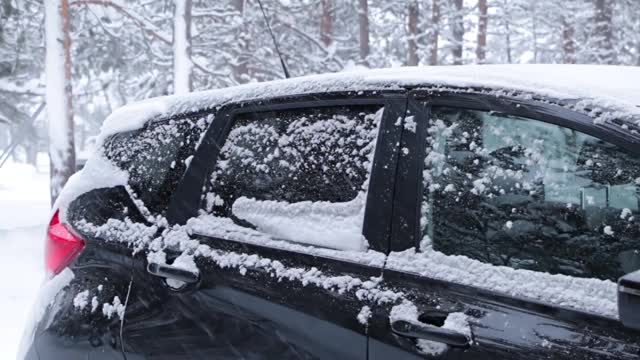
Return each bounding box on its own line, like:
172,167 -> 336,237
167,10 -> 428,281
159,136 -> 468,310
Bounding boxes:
98,64 -> 640,143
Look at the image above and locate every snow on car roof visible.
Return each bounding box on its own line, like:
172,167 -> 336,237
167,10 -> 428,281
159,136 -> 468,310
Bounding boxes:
98,64 -> 640,143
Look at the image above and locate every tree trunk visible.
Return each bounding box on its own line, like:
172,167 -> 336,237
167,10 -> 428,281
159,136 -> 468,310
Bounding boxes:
407,0 -> 419,66
503,0 -> 512,63
320,0 -> 333,47
45,0 -> 75,205
429,0 -> 440,65
0,0 -> 13,42
358,0 -> 370,64
476,0 -> 488,63
173,0 -> 192,94
232,0 -> 249,83
26,142 -> 37,166
562,17 -> 576,64
451,0 -> 464,65
594,0 -> 614,64
531,2 -> 538,63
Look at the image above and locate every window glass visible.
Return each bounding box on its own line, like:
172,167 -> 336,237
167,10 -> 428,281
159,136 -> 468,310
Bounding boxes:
202,105 -> 384,251
421,107 -> 640,282
104,115 -> 211,214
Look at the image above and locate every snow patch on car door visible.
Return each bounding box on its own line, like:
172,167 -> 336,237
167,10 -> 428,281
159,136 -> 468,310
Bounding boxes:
386,242 -> 618,318
389,299 -> 472,356
231,192 -> 368,251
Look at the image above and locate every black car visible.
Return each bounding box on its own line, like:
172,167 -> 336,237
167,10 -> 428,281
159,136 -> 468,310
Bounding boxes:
21,65 -> 640,359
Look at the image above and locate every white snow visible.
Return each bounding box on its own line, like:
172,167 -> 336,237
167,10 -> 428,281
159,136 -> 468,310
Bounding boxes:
404,115 -> 417,133
188,215 -> 387,267
603,225 -> 614,236
389,300 -> 471,356
388,241 -> 619,318
54,153 -> 129,221
96,99 -> 169,146
80,211 -> 402,304
91,296 -> 99,313
0,157 -> 51,359
621,208 -> 632,219
357,305 -> 372,326
96,65 -> 640,142
231,193 -> 368,251
170,252 -> 199,274
102,296 -> 125,320
72,290 -> 89,309
157,228 -> 402,303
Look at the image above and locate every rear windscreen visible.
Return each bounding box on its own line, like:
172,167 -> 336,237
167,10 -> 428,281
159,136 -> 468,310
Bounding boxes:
103,114 -> 212,215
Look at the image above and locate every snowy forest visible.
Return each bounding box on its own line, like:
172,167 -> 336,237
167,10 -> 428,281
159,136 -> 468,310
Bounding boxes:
1,0 -> 640,201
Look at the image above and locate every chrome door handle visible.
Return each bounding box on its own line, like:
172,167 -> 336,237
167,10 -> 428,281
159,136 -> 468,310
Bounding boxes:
391,320 -> 470,348
147,262 -> 200,284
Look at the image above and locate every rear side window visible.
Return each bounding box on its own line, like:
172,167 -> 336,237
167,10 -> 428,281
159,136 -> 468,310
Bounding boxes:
202,105 -> 384,251
422,107 -> 640,282
104,115 -> 211,214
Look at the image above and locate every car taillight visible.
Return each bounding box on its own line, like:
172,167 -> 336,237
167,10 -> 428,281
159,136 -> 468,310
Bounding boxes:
46,210 -> 85,275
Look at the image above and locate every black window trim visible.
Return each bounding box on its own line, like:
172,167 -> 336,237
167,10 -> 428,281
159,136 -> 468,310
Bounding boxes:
167,90 -> 408,255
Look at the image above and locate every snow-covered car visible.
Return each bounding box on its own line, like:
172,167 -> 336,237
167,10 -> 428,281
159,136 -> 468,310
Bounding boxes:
21,65 -> 640,359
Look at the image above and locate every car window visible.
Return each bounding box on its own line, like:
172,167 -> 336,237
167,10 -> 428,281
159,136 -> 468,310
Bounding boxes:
201,105 -> 384,251
421,107 -> 640,282
104,115 -> 211,214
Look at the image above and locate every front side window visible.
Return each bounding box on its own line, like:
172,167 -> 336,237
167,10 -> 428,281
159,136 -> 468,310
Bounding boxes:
202,105 -> 384,251
421,107 -> 640,282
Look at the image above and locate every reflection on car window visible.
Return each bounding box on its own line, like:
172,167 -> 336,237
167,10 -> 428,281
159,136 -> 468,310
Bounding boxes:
422,107 -> 640,282
202,106 -> 384,251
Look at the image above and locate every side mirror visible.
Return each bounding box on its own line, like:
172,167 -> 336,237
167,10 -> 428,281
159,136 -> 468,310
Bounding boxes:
618,270 -> 640,331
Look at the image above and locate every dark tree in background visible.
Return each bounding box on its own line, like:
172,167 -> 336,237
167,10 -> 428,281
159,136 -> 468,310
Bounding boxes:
320,0 -> 333,47
594,0 -> 614,64
476,0 -> 488,63
407,0 -> 419,66
428,0 -> 440,65
562,8 -> 576,64
358,0 -> 370,64
450,0 -> 464,65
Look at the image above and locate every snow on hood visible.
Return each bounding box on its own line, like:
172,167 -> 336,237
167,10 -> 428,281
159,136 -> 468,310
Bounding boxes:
96,65 -> 640,143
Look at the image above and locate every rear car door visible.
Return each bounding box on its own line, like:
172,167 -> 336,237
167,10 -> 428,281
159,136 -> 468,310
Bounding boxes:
369,93 -> 640,359
122,93 -> 407,358
23,114 -> 213,359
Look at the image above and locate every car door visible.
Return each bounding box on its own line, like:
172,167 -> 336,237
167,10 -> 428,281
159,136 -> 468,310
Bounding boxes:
121,93 -> 407,359
368,92 -> 640,359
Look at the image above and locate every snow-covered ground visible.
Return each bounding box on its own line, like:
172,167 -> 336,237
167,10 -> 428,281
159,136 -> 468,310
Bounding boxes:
0,155 -> 50,359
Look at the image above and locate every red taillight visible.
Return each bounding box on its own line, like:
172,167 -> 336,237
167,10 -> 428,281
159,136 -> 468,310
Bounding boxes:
46,210 -> 85,275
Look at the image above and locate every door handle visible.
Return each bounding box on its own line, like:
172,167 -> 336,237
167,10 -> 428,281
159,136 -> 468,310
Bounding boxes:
147,262 -> 200,284
391,320 -> 470,348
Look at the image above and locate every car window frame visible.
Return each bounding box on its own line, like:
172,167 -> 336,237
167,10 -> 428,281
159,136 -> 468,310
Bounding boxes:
394,90 -> 640,252
385,89 -> 640,322
167,91 -> 408,255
